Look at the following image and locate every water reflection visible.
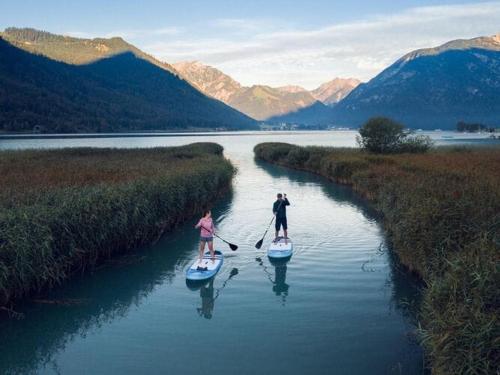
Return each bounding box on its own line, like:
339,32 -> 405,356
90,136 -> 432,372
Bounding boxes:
186,268 -> 239,320
197,279 -> 215,319
0,195 -> 234,374
255,157 -> 422,324
254,158 -> 380,223
0,135 -> 427,374
385,247 -> 425,325
0,246 -> 183,374
256,257 -> 290,305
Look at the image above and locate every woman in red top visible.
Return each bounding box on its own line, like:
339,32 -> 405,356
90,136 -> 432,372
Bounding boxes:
195,210 -> 215,263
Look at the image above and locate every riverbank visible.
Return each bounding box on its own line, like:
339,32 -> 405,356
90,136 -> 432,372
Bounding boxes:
0,143 -> 234,309
254,143 -> 499,375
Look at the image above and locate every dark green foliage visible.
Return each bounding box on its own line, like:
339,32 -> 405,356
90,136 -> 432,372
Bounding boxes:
254,142 -> 500,375
357,117 -> 432,154
3,27 -> 59,42
396,134 -> 434,153
1,27 -> 152,66
284,146 -> 310,166
357,117 -> 406,153
421,240 -> 499,375
0,38 -> 257,133
253,142 -> 293,162
0,143 -> 234,306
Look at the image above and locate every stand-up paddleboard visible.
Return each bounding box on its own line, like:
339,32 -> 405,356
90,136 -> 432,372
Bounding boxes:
267,237 -> 293,259
186,250 -> 223,281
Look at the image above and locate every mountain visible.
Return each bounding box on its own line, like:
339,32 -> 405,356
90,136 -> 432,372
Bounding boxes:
310,78 -> 360,105
332,34 -> 500,129
0,29 -> 257,133
228,85 -> 320,121
173,60 -> 337,123
268,102 -> 333,126
276,85 -> 309,94
0,27 -> 177,73
172,61 -> 242,103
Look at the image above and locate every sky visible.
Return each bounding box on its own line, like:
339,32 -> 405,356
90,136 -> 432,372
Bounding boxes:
1,0 -> 500,89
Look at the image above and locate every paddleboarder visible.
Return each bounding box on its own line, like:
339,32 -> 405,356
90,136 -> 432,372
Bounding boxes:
273,193 -> 290,241
195,210 -> 216,265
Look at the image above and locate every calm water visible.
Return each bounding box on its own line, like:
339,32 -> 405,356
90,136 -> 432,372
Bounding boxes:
1,130 -> 488,375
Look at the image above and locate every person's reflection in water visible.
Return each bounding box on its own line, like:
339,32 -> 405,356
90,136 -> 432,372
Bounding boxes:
197,278 -> 214,319
272,262 -> 289,302
256,257 -> 290,305
193,268 -> 239,319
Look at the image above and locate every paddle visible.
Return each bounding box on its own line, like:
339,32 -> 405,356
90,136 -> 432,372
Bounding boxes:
255,199 -> 284,249
200,225 -> 238,251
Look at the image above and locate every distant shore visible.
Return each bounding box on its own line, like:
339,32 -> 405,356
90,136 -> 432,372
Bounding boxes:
0,129 -> 346,140
1,129 -> 497,141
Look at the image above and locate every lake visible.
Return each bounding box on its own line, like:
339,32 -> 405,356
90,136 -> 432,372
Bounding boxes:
0,130 -> 491,375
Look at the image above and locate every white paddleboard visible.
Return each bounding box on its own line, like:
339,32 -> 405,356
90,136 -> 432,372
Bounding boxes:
267,237 -> 293,259
186,250 -> 223,281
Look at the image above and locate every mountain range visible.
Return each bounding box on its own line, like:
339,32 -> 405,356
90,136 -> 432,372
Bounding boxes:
310,78 -> 361,105
0,28 -> 256,133
172,61 -> 359,121
1,27 -> 499,132
332,34 -> 500,129
175,35 -> 500,129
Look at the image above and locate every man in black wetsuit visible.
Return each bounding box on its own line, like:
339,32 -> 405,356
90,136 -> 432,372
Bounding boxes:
273,193 -> 290,241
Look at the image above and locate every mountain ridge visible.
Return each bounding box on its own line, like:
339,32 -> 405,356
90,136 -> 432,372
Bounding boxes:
0,30 -> 257,133
173,60 -> 358,122
0,27 -> 179,75
332,34 -> 500,129
401,33 -> 500,62
171,60 -> 242,103
4,27 -> 499,130
310,78 -> 361,106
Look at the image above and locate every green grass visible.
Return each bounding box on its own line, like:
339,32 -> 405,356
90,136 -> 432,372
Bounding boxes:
0,143 -> 234,306
254,142 -> 499,375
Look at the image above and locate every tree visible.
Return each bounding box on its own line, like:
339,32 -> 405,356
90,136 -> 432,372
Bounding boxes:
357,117 -> 432,154
357,117 -> 406,153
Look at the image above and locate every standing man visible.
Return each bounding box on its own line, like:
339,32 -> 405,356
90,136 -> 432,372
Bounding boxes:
273,193 -> 290,241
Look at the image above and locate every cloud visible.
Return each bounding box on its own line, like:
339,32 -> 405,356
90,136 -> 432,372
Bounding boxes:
210,17 -> 288,33
65,26 -> 181,40
143,1 -> 500,89
211,18 -> 263,31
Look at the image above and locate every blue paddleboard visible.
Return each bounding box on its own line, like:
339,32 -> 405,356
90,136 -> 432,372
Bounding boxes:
186,250 -> 223,281
267,237 -> 293,259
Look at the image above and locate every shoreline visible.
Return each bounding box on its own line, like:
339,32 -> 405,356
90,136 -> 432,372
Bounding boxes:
0,143 -> 235,309
0,129 -> 495,142
254,142 -> 499,375
0,129 -> 348,140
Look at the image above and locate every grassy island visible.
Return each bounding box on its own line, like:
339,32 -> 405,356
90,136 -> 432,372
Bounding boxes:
0,143 -> 234,307
254,142 -> 499,375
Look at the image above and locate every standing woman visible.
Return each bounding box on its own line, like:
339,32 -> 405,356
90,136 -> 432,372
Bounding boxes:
195,210 -> 215,264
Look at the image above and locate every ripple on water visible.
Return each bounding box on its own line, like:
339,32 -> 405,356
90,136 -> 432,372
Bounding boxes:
0,133 -> 424,375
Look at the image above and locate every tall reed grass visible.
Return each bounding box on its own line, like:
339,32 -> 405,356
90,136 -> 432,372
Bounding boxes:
0,143 -> 234,306
254,142 -> 499,375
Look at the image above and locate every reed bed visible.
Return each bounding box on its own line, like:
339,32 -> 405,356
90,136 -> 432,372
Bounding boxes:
0,143 -> 234,306
254,142 -> 499,375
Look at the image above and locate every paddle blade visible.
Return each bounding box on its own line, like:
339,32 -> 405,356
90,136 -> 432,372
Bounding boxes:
255,238 -> 263,249
229,243 -> 238,251
229,268 -> 239,277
